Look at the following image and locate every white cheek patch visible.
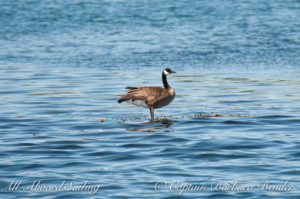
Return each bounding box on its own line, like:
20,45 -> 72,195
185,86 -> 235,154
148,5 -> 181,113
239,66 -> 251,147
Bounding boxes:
127,99 -> 148,108
163,70 -> 170,75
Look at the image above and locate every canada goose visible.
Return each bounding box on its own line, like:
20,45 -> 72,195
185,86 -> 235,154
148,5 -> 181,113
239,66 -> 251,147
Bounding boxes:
118,68 -> 176,122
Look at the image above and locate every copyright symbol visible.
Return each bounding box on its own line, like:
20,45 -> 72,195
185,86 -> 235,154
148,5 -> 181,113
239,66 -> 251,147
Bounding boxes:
154,182 -> 168,192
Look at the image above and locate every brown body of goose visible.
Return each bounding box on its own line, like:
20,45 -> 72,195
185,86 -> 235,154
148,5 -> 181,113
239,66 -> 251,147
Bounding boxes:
118,68 -> 176,122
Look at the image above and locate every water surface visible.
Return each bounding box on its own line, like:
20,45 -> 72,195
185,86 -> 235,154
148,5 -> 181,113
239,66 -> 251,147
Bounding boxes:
0,0 -> 299,198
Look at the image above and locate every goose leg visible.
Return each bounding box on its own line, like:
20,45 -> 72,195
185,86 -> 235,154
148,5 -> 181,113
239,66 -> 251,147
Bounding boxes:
149,107 -> 154,122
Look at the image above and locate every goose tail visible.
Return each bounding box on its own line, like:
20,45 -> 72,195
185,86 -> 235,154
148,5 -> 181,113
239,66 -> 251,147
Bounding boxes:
117,94 -> 131,103
125,86 -> 138,90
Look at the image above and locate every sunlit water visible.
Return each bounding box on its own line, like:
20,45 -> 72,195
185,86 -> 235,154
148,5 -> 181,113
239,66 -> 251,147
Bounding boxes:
0,0 -> 300,198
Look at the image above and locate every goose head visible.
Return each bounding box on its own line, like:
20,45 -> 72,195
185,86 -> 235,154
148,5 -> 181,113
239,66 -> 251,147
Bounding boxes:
163,68 -> 176,76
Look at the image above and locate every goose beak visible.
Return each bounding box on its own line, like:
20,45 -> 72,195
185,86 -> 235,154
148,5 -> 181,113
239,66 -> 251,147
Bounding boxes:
170,70 -> 176,74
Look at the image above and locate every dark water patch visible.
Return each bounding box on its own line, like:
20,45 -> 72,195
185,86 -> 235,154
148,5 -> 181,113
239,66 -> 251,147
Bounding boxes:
53,144 -> 83,150
23,163 -> 45,170
0,124 -> 14,129
153,152 -> 184,158
223,120 -> 256,125
177,118 -> 215,126
108,154 -> 142,161
158,172 -> 196,178
290,152 -> 300,158
120,143 -> 156,148
208,164 -> 277,174
164,137 -> 190,143
70,124 -> 104,131
257,115 -> 294,119
4,163 -> 46,172
0,117 -> 36,123
145,133 -> 172,140
259,118 -> 300,126
0,90 -> 32,95
220,143 -> 267,150
35,109 -> 74,115
85,151 -> 119,157
15,142 -> 37,147
61,161 -> 90,167
193,152 -> 254,160
6,149 -> 73,156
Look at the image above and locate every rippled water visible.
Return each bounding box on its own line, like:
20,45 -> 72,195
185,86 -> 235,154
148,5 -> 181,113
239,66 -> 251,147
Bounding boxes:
1,0 -> 300,198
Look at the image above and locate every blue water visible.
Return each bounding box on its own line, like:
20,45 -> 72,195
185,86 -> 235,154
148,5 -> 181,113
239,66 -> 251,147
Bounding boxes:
0,0 -> 300,198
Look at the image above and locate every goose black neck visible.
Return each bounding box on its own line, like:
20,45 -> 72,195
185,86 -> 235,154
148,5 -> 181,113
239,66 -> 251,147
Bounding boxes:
162,72 -> 171,89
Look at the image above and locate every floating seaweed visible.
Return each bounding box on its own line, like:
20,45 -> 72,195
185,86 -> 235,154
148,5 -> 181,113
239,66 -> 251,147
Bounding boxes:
103,112 -> 252,123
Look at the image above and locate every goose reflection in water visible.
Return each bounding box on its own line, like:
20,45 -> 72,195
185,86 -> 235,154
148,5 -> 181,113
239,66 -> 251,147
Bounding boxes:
126,121 -> 174,133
